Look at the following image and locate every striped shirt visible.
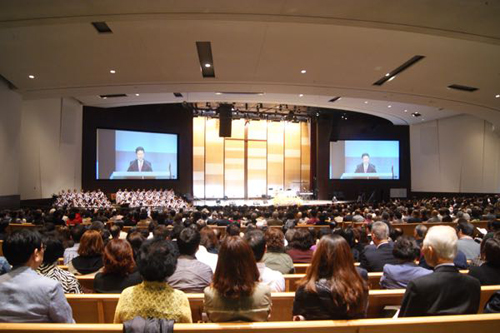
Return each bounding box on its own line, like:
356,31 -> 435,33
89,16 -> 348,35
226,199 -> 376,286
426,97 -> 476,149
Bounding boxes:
36,263 -> 83,294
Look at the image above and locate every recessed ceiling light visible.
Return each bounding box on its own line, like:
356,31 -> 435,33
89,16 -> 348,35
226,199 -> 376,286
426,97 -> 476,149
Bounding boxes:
496,94 -> 500,98
102,97 -> 107,99
28,75 -> 35,79
299,94 -> 304,97
204,63 -> 211,68
388,76 -> 396,82
300,70 -> 307,74
364,101 -> 368,104
215,92 -> 222,95
109,70 -> 116,74
385,73 -> 390,77
135,93 -> 140,96
388,105 -> 392,108
404,109 -> 408,112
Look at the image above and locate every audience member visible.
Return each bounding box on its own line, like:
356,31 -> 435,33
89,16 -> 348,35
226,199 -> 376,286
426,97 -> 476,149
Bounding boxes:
380,236 -> 431,289
36,236 -> 82,293
262,228 -> 294,274
468,233 -> 500,285
0,230 -> 74,323
167,228 -> 213,293
413,224 -> 427,248
359,222 -> 398,272
113,239 -> 192,323
245,230 -> 285,292
456,222 -> 480,260
399,226 -> 481,317
94,239 -> 142,293
293,235 -> 368,320
204,236 -> 271,322
68,230 -> 104,275
63,224 -> 86,264
0,257 -> 10,275
286,228 -> 314,263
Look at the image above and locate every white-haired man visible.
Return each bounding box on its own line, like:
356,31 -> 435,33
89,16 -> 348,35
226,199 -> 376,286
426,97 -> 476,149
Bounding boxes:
359,221 -> 398,272
399,226 -> 480,317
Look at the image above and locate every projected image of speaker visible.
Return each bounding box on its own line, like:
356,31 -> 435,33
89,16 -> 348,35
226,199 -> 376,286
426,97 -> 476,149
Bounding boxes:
218,104 -> 232,137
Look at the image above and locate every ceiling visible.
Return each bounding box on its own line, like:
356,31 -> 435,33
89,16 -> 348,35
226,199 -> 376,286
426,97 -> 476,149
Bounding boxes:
0,0 -> 499,126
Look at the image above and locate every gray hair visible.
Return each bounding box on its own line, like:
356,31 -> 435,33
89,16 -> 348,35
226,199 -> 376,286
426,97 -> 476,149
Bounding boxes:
415,224 -> 428,238
423,225 -> 457,260
371,221 -> 389,241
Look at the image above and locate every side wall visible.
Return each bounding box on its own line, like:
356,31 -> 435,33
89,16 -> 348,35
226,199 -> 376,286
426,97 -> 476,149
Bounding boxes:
19,98 -> 83,199
0,81 -> 22,208
410,114 -> 500,193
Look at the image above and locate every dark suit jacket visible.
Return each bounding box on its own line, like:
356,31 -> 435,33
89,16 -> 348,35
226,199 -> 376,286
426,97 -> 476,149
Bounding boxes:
359,242 -> 399,272
399,265 -> 481,317
468,263 -> 500,285
354,163 -> 377,173
127,159 -> 153,172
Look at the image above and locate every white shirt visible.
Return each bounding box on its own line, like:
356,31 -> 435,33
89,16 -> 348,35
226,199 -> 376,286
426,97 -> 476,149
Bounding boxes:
195,245 -> 218,273
257,262 -> 285,292
138,160 -> 143,172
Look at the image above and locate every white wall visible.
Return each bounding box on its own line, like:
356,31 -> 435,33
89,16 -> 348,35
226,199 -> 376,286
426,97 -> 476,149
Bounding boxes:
411,114 -> 500,193
19,98 -> 82,199
0,81 -> 22,196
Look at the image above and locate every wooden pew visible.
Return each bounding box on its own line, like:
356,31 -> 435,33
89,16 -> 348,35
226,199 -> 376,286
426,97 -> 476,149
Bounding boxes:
65,285 -> 500,323
3,313 -> 499,333
293,262 -> 359,274
0,240 -> 3,256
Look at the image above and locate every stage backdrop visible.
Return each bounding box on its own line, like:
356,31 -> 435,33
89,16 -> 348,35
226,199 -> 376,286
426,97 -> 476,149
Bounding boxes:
193,117 -> 310,199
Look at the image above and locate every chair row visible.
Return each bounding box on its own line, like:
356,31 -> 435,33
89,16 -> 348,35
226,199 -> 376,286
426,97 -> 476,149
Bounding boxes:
2,314 -> 500,333
73,270 -> 469,292
65,286 -> 500,323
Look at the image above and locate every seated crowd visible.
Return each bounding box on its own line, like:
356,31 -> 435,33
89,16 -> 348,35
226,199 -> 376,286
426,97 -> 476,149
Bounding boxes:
54,189 -> 112,209
0,194 -> 499,324
115,188 -> 190,210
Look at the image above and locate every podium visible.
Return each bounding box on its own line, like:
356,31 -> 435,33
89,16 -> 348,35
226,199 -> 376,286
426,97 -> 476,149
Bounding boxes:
340,173 -> 395,180
109,171 -> 174,180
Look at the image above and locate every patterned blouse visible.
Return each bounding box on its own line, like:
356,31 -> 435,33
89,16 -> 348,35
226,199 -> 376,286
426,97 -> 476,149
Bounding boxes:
113,281 -> 192,323
36,263 -> 83,294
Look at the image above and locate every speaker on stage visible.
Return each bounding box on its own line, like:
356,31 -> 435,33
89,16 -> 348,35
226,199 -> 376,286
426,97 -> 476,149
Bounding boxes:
218,104 -> 232,137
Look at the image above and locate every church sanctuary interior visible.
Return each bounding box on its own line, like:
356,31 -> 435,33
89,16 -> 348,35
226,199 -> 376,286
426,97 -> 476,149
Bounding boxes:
1,1 -> 500,332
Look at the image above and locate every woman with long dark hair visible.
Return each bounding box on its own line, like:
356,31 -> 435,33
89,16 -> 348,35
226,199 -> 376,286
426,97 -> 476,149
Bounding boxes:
293,234 -> 369,320
204,236 -> 271,322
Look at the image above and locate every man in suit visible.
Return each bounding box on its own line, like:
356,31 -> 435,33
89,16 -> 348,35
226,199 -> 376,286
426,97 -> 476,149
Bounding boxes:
127,146 -> 153,172
354,153 -> 377,173
359,222 -> 399,272
399,226 -> 481,317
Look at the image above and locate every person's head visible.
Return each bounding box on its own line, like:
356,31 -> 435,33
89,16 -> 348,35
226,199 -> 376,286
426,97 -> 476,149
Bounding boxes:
177,228 -> 201,256
127,231 -> 146,254
298,235 -> 368,316
136,239 -> 177,282
289,228 -> 314,251
3,229 -> 44,268
371,221 -> 389,245
153,225 -> 170,240
482,233 -> 500,267
42,236 -> 65,265
70,224 -> 86,243
414,224 -> 428,240
244,230 -> 266,262
135,147 -> 145,161
200,227 -> 218,251
422,226 -> 457,267
264,228 -> 286,253
77,230 -> 104,257
102,239 -> 136,276
110,225 -> 121,239
361,153 -> 370,164
213,236 -> 260,299
457,222 -> 475,238
393,236 -> 420,262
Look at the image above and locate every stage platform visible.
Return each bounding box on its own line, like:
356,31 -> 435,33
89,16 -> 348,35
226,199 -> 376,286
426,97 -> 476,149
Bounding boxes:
193,199 -> 348,207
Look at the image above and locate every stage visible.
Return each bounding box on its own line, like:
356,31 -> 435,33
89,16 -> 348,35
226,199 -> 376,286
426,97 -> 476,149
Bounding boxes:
193,199 -> 348,207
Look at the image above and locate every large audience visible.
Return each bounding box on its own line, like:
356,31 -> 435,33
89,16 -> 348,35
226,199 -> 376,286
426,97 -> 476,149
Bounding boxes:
0,194 -> 500,323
